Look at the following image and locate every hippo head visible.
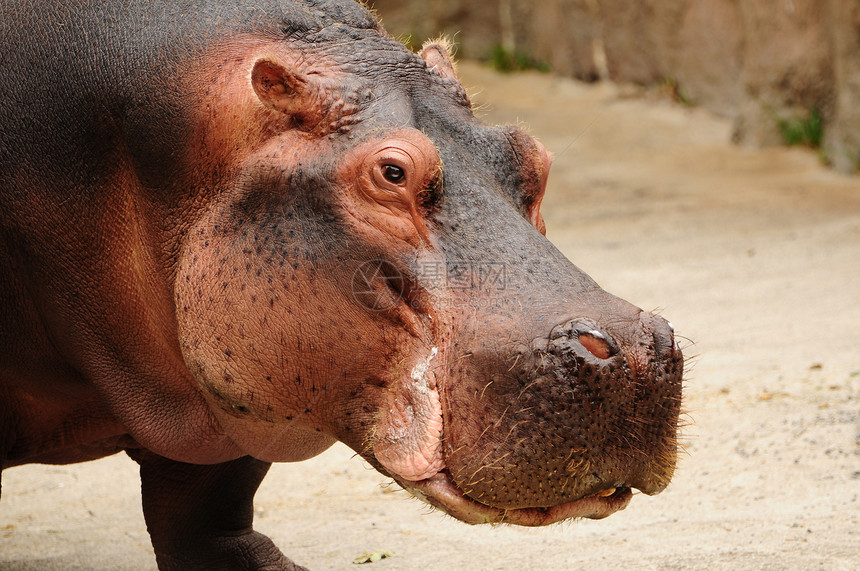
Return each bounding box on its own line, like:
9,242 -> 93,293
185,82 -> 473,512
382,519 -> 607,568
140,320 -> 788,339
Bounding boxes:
174,5 -> 682,526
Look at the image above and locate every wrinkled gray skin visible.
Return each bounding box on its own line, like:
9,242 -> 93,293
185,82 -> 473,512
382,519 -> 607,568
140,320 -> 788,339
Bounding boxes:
0,1 -> 683,569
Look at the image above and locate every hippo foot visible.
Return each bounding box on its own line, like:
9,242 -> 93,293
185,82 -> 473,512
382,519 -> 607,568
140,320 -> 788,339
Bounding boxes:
152,531 -> 306,571
127,450 -> 304,570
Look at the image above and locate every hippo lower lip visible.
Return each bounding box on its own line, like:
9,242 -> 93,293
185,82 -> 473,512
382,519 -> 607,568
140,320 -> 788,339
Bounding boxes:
371,398 -> 637,525
371,395 -> 636,525
397,471 -> 633,526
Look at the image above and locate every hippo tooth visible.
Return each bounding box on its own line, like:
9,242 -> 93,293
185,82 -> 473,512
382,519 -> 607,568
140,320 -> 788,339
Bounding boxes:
595,488 -> 616,497
587,330 -> 605,340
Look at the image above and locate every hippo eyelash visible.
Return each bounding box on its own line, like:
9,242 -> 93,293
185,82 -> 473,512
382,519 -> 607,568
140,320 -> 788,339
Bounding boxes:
417,171 -> 443,207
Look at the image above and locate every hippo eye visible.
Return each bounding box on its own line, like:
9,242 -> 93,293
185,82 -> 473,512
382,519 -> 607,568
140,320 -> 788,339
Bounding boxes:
382,164 -> 406,184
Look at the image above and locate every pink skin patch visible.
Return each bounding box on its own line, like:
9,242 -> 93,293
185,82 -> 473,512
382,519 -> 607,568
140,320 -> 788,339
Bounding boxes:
373,348 -> 445,482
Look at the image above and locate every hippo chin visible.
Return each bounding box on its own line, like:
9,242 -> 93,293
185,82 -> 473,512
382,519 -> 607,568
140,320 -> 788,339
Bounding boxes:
0,0 -> 682,569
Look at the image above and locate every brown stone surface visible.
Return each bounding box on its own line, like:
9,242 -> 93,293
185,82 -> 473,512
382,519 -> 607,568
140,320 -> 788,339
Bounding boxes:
673,0 -> 743,117
734,0 -> 835,146
519,0 -> 600,81
598,1 -> 680,85
370,0 -> 501,57
826,0 -> 860,172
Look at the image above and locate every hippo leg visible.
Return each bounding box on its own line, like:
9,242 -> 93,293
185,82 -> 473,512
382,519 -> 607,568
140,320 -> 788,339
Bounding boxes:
127,450 -> 305,571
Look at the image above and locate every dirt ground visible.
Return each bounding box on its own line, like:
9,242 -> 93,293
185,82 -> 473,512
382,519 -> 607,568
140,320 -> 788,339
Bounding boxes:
2,62 -> 858,570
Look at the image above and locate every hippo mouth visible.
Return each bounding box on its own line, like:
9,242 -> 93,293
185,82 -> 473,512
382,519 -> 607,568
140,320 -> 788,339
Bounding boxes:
395,470 -> 633,526
369,350 -> 636,525
368,339 -> 678,525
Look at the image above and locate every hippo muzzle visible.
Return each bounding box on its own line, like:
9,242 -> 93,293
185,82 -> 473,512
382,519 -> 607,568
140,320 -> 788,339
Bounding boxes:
371,290 -> 683,525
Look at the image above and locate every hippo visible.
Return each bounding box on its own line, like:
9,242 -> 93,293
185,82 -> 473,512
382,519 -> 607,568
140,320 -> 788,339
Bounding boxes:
0,1 -> 683,569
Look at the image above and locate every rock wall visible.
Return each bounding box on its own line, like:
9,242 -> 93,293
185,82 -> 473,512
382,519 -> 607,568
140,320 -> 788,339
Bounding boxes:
826,0 -> 860,173
369,0 -> 859,173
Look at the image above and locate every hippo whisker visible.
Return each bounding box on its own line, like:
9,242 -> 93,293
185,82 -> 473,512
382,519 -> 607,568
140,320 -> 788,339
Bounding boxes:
502,421 -> 527,443
506,352 -> 522,372
478,379 -> 495,400
552,109 -> 607,159
477,449 -> 513,471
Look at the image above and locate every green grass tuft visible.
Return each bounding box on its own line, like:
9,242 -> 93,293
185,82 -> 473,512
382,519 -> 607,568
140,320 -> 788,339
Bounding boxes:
777,108 -> 824,149
487,44 -> 550,73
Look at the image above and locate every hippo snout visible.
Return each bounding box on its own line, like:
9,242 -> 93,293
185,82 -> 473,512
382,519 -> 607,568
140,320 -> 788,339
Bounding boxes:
437,309 -> 683,517
551,313 -> 681,379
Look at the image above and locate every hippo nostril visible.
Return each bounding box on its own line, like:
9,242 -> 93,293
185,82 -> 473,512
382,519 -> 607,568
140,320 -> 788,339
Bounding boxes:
548,319 -> 621,362
578,330 -> 616,360
649,315 -> 679,359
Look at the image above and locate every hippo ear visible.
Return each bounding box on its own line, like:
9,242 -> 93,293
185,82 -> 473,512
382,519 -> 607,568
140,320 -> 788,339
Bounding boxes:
251,59 -> 319,122
420,40 -> 459,81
